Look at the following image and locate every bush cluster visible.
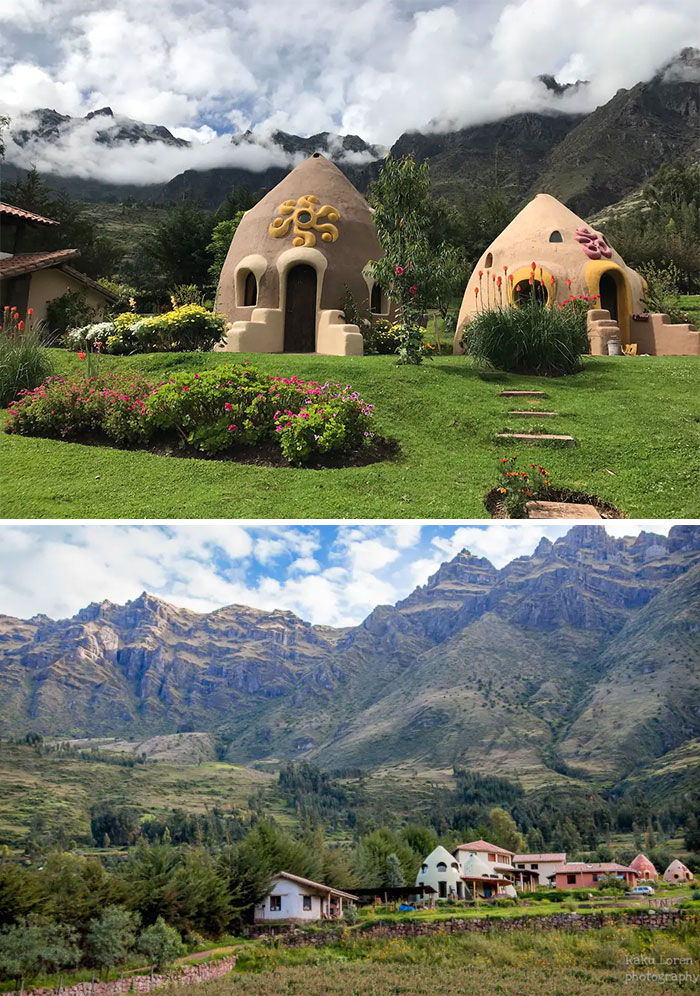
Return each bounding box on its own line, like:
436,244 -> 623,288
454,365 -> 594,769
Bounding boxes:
4,362 -> 376,467
0,308 -> 54,408
364,320 -> 403,355
64,305 -> 226,354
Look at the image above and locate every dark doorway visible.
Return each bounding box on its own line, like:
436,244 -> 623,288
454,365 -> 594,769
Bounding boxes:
599,272 -> 618,320
371,282 -> 383,314
244,271 -> 258,307
514,279 -> 548,306
284,264 -> 316,352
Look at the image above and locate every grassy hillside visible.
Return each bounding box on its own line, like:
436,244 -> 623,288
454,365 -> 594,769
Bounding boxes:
0,737 -> 274,849
3,351 -> 700,519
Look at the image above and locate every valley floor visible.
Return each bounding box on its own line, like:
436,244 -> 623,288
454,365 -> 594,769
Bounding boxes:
2,352 -> 699,518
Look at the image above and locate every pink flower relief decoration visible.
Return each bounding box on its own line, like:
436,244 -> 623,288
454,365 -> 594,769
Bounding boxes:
575,226 -> 612,260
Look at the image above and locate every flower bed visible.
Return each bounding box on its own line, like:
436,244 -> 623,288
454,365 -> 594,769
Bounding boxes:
4,362 -> 387,468
64,305 -> 226,354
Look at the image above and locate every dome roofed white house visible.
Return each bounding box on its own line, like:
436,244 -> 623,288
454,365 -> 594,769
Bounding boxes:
454,192 -> 645,352
416,845 -> 464,899
663,859 -> 694,883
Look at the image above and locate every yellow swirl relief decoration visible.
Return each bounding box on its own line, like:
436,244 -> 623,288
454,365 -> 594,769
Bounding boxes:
269,195 -> 340,247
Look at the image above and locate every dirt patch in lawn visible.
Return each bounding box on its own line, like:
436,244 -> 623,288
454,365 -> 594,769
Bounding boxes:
34,431 -> 401,470
484,487 -> 624,519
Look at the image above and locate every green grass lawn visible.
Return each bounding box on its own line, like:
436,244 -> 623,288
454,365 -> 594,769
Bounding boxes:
2,350 -> 699,519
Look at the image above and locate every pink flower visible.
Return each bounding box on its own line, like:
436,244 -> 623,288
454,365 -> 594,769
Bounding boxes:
228,424 -> 237,432
409,284 -> 418,296
395,265 -> 405,276
225,402 -> 233,411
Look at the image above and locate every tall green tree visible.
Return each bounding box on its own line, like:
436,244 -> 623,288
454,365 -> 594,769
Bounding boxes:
137,917 -> 184,970
87,906 -> 140,975
145,200 -> 215,289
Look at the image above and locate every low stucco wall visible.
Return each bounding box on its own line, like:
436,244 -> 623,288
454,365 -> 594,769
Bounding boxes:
630,314 -> 700,356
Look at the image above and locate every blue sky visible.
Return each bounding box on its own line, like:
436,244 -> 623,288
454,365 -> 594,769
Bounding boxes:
0,522 -> 676,626
0,0 -> 697,184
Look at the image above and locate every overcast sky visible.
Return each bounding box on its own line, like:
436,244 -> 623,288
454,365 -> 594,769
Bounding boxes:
0,521 -> 676,627
0,0 -> 698,183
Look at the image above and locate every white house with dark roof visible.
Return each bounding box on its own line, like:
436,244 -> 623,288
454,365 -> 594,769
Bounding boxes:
254,871 -> 358,923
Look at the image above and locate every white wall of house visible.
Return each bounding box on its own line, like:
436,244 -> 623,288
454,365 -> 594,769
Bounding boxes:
416,845 -> 464,899
514,857 -> 565,887
256,877 -> 325,922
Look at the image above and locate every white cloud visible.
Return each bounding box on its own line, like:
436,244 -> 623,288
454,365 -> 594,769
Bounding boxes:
0,0 -> 696,184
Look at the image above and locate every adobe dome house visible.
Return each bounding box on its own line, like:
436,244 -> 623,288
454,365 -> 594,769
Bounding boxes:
454,193 -> 699,356
216,154 -> 391,356
630,853 -> 658,881
663,859 -> 694,884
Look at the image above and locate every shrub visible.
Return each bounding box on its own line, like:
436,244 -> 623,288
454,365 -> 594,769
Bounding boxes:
45,290 -> 101,336
639,261 -> 690,322
5,362 -> 377,467
0,309 -> 54,407
364,319 -> 403,356
62,305 -> 226,355
462,300 -> 589,376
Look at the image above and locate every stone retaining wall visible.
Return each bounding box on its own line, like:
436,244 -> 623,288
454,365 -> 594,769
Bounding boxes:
253,908 -> 692,947
7,956 -> 238,996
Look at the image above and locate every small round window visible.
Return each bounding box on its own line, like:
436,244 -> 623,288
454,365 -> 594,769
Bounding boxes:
549,231 -> 563,242
297,211 -> 313,224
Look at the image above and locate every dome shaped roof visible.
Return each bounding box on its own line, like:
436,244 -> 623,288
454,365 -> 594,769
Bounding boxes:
461,853 -> 493,878
630,854 -> 658,877
663,859 -> 693,882
425,845 -> 459,867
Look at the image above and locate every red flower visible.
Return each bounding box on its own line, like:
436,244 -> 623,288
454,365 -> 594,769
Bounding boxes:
529,277 -> 533,285
531,262 -> 536,270
78,351 -> 86,360
509,274 -> 514,282
503,265 -> 508,273
395,265 -> 405,276
474,287 -> 479,296
496,276 -> 502,287
409,284 -> 418,296
478,270 -> 483,278
27,308 -> 34,315
550,275 -> 555,284
18,321 -> 24,331
566,278 -> 572,286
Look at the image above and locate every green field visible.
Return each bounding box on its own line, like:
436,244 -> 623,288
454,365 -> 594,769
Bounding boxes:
178,923 -> 700,995
2,350 -> 699,519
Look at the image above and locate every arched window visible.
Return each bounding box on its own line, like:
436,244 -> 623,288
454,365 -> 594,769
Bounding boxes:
485,252 -> 493,268
371,282 -> 382,314
421,864 -> 428,873
243,271 -> 258,307
549,231 -> 563,243
514,279 -> 548,306
436,862 -> 447,872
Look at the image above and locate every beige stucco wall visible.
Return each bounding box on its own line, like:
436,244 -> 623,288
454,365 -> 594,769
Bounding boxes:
630,314 -> 700,355
27,268 -> 112,325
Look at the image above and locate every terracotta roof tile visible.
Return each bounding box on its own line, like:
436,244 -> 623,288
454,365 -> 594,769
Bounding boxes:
0,201 -> 58,226
0,250 -> 80,279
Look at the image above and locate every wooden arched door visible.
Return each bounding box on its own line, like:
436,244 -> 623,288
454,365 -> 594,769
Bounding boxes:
284,265 -> 317,352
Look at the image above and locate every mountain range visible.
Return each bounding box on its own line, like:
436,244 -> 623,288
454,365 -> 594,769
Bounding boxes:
1,525 -> 699,788
3,50 -> 698,215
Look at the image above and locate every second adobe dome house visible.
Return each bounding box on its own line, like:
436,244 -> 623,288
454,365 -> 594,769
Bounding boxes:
453,193 -> 699,356
454,193 -> 645,353
216,154 -> 390,356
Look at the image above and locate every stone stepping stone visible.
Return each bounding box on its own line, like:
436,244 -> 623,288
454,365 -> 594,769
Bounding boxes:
500,390 -> 547,397
526,500 -> 601,519
508,410 -> 559,417
497,432 -> 576,446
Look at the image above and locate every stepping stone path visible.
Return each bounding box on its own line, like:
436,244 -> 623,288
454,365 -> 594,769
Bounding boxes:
497,432 -> 576,446
499,390 -> 547,397
508,410 -> 558,417
526,500 -> 601,519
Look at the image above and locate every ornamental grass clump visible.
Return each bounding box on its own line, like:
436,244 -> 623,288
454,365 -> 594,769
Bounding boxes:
0,307 -> 54,408
462,300 -> 589,376
5,362 -> 377,467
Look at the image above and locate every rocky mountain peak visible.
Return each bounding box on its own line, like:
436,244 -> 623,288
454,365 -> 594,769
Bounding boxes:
86,107 -> 115,120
